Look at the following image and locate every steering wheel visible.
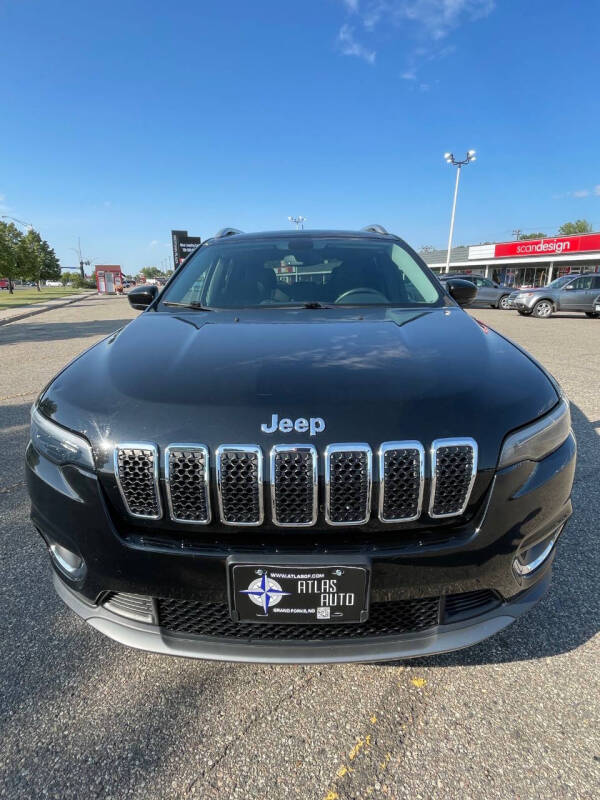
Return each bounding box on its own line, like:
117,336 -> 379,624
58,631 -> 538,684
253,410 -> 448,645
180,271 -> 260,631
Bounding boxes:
335,287 -> 389,304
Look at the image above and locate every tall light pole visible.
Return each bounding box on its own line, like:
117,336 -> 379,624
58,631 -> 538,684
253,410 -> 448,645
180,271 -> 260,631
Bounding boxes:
288,215 -> 306,230
443,150 -> 476,273
1,214 -> 33,230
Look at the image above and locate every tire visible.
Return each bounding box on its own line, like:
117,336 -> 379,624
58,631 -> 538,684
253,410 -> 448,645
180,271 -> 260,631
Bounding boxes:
585,312 -> 600,318
499,294 -> 511,310
532,300 -> 553,319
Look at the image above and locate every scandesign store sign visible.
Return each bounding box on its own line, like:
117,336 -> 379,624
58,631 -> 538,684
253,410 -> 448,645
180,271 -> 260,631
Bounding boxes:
495,233 -> 600,258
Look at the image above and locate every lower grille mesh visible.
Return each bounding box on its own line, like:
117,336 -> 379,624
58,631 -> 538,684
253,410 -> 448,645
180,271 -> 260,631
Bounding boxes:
157,596 -> 440,640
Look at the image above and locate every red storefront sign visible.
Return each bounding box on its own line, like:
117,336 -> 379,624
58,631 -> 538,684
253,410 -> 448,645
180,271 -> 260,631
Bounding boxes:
494,233 -> 600,258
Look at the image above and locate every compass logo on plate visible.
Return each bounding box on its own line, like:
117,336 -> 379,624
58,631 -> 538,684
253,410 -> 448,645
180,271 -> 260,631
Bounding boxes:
239,573 -> 290,614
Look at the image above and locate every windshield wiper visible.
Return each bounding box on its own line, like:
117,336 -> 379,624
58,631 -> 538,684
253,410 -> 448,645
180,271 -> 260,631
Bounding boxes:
162,301 -> 214,311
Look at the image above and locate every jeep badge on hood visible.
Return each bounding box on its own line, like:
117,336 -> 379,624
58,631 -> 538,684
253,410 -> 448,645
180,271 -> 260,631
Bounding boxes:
261,414 -> 325,436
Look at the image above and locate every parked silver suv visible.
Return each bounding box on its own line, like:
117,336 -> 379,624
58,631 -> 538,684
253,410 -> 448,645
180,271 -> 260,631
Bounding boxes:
439,275 -> 512,309
514,273 -> 600,318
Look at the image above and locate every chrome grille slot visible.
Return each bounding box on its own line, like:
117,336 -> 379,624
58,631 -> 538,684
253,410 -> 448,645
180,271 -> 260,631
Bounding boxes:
216,445 -> 263,526
103,592 -> 155,623
429,438 -> 477,518
325,444 -> 372,526
270,445 -> 317,526
379,441 -> 424,523
165,445 -> 210,524
114,443 -> 161,519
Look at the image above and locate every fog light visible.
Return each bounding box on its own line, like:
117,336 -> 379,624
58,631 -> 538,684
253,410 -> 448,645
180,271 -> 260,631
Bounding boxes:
49,543 -> 85,578
513,530 -> 561,576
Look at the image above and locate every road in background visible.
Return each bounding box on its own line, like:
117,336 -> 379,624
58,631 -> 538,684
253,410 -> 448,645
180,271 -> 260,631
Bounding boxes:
0,297 -> 598,799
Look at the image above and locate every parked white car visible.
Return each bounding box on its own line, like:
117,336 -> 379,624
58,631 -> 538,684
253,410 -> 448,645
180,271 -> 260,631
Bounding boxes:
45,281 -> 63,287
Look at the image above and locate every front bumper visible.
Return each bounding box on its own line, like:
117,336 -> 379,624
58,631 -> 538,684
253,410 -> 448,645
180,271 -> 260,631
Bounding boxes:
27,433 -> 576,663
514,297 -> 539,311
54,570 -> 551,663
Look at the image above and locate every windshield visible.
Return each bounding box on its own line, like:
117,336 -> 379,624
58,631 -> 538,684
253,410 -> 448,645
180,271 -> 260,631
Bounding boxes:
548,275 -> 577,288
159,236 -> 443,309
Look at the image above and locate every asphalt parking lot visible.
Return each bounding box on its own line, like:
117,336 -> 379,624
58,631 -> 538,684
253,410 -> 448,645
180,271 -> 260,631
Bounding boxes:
0,295 -> 598,799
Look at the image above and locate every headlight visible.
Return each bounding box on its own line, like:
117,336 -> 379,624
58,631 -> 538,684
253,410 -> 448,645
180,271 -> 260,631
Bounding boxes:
30,406 -> 95,471
498,399 -> 571,468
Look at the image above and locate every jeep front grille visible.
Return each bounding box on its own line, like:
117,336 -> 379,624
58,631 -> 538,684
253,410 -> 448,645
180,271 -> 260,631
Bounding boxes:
270,445 -> 318,526
165,445 -> 210,524
378,441 -> 424,523
114,443 -> 161,519
325,444 -> 372,526
216,445 -> 264,526
113,438 -> 478,525
429,438 -> 478,518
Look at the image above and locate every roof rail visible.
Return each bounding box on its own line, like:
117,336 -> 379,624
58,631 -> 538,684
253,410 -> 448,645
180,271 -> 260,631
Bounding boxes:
361,224 -> 389,235
214,227 -> 244,238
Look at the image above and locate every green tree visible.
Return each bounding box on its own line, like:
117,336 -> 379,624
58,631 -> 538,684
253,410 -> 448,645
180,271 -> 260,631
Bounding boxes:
518,232 -> 547,240
16,229 -> 62,289
17,229 -> 44,290
558,219 -> 593,236
140,266 -> 162,279
39,240 -> 61,282
61,270 -> 80,285
0,221 -> 24,293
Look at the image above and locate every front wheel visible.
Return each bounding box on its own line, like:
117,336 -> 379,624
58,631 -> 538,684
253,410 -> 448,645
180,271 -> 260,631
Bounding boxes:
585,312 -> 600,318
532,300 -> 553,318
499,294 -> 511,310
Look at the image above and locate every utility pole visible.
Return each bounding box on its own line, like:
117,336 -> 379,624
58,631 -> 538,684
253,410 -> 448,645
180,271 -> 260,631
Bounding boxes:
443,151 -> 477,273
71,238 -> 92,280
512,229 -> 522,240
288,216 -> 306,230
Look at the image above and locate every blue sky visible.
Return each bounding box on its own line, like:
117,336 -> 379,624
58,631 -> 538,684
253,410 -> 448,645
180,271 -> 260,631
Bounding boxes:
1,0 -> 599,273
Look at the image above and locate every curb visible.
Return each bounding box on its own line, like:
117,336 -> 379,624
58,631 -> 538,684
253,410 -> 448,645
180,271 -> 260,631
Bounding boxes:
0,292 -> 98,327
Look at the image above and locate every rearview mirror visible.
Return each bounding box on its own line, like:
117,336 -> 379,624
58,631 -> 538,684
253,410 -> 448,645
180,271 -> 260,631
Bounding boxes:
446,278 -> 477,306
128,284 -> 158,310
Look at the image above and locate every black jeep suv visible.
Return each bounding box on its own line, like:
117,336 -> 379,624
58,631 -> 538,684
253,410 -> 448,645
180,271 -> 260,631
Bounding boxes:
26,227 -> 575,663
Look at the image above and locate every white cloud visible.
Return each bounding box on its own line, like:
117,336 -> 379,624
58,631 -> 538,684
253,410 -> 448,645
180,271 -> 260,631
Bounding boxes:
594,185 -> 600,196
345,1 -> 496,39
337,0 -> 495,77
103,200 -> 112,208
0,193 -> 8,212
571,189 -> 590,198
337,24 -> 376,63
401,69 -> 417,80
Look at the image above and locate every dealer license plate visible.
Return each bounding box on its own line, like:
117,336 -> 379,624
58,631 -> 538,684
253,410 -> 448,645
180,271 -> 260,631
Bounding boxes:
230,564 -> 369,624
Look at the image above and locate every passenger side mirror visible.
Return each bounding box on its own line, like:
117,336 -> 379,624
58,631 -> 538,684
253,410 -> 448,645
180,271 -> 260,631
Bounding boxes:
128,284 -> 159,310
563,283 -> 574,290
445,278 -> 477,307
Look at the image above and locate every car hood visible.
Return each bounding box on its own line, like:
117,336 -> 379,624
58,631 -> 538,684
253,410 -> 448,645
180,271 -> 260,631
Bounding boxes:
40,307 -> 558,470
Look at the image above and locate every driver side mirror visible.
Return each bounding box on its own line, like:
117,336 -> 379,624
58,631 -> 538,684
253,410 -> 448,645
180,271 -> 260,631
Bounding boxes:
128,284 -> 159,310
445,278 -> 477,307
